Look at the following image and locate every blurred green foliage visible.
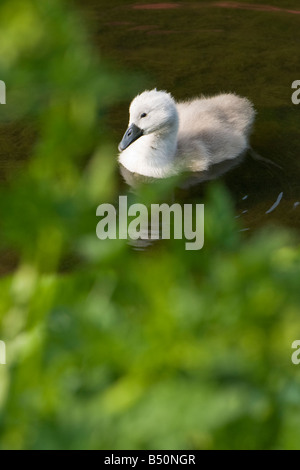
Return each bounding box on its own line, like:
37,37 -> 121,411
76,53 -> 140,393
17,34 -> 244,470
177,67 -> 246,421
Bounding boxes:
0,0 -> 300,450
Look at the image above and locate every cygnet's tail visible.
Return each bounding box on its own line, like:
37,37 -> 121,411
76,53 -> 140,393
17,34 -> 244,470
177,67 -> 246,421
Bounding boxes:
214,94 -> 256,136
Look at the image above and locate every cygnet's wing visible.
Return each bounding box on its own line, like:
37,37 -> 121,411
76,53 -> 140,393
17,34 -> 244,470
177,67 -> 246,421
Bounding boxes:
175,94 -> 255,169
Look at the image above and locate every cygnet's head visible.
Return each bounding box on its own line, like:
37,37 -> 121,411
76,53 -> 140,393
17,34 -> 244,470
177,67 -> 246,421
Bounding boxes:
118,89 -> 178,152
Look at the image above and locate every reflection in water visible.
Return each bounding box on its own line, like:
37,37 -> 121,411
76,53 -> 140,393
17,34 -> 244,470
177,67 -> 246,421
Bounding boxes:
265,191 -> 283,214
132,3 -> 180,10
120,153 -> 245,250
119,142 -> 298,248
124,190 -> 205,251
129,24 -> 159,31
213,2 -> 300,15
133,2 -> 300,15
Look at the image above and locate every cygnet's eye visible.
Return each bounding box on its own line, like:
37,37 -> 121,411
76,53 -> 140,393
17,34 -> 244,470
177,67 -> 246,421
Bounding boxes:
140,113 -> 147,118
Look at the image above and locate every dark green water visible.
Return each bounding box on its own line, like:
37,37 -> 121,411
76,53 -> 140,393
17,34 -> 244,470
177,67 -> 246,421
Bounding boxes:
81,0 -> 300,232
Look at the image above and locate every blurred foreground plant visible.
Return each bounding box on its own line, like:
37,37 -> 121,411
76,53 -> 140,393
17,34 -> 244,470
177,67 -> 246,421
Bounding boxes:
0,0 -> 300,451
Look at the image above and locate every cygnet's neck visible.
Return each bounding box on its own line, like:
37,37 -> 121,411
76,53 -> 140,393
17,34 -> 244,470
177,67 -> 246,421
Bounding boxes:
119,121 -> 179,178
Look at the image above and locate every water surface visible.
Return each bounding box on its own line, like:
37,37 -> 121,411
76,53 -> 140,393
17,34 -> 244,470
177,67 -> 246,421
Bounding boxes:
1,0 -> 300,253
79,0 -> 300,232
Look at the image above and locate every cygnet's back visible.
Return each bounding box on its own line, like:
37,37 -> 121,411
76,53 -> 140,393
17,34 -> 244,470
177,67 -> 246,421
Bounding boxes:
176,94 -> 255,172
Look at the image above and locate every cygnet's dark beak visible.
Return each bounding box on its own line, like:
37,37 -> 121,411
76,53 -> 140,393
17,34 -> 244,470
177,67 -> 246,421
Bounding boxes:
118,123 -> 143,152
